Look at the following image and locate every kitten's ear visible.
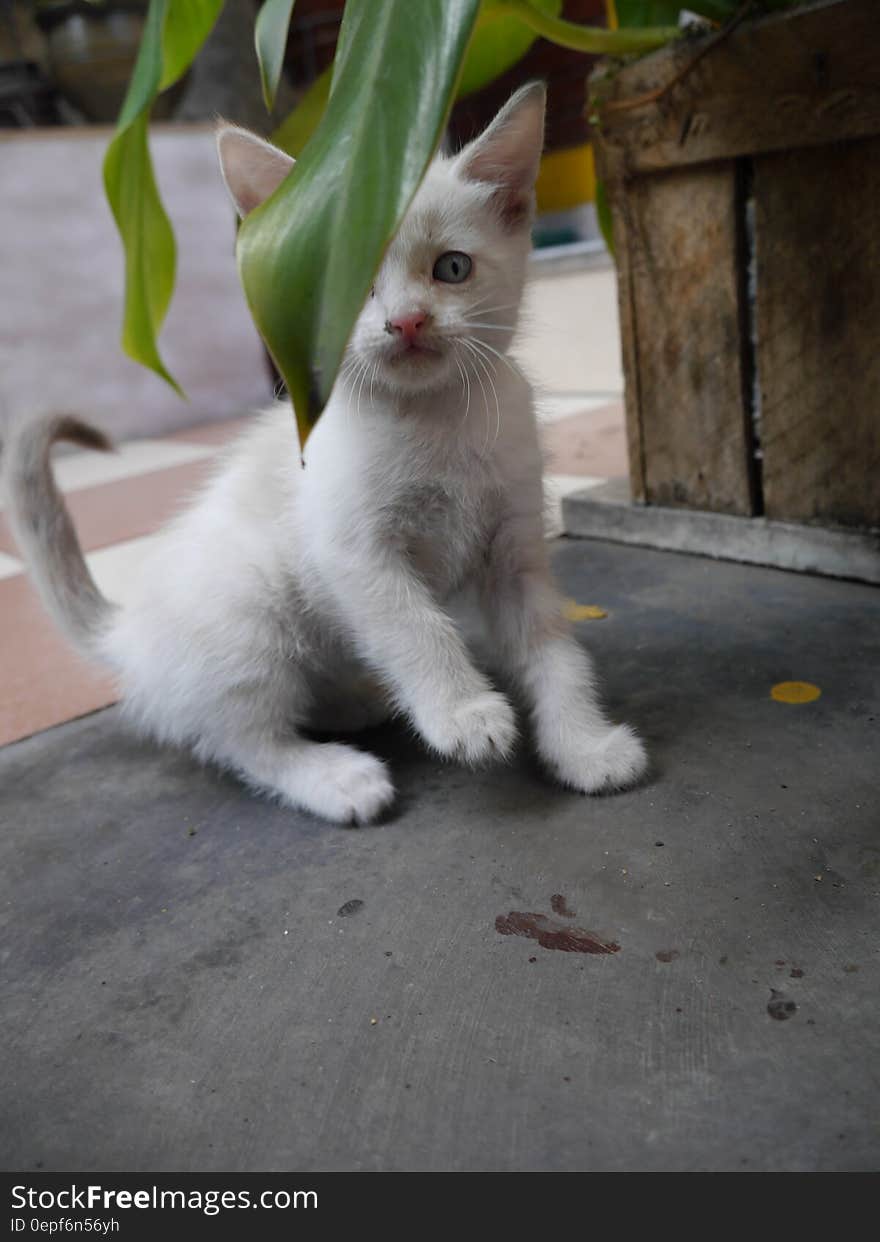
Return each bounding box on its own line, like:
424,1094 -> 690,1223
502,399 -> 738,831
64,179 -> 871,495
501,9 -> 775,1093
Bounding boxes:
456,82 -> 546,229
216,125 -> 295,218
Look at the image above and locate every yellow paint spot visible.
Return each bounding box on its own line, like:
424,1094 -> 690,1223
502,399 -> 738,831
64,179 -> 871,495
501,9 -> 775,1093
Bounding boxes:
771,681 -> 821,704
563,600 -> 608,622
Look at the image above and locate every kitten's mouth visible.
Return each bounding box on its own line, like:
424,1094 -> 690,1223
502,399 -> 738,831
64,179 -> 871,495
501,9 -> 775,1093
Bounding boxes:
386,340 -> 443,364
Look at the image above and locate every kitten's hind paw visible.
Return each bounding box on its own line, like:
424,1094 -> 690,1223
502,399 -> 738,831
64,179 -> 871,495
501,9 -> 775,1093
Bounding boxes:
546,723 -> 648,795
424,691 -> 518,766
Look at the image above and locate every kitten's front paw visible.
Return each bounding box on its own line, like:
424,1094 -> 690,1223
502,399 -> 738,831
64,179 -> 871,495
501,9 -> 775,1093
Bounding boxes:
306,746 -> 395,825
423,691 -> 517,766
546,723 -> 647,794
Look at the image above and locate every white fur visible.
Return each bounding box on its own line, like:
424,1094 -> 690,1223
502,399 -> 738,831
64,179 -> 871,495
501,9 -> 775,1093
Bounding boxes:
17,86 -> 648,823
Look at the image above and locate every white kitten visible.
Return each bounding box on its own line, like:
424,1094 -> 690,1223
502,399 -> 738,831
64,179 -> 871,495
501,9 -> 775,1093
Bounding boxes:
3,84 -> 647,824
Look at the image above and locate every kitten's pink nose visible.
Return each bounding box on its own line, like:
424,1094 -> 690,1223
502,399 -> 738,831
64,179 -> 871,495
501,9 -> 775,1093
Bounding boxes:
386,312 -> 428,344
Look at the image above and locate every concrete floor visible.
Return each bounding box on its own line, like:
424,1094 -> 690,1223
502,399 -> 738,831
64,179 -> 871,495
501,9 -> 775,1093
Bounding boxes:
1,539 -> 878,1172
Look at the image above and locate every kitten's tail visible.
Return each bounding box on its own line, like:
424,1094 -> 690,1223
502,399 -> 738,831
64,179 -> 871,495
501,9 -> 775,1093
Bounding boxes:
1,414 -> 117,657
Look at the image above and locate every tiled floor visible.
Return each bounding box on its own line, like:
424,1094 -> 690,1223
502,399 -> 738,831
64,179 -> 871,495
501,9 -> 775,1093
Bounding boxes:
0,265 -> 629,747
0,434 -> 222,748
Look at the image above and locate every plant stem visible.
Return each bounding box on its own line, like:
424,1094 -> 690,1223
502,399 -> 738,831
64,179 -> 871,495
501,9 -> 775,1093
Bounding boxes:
488,0 -> 679,56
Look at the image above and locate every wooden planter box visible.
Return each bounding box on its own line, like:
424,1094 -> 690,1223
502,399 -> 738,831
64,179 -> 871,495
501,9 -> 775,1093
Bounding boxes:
590,0 -> 879,560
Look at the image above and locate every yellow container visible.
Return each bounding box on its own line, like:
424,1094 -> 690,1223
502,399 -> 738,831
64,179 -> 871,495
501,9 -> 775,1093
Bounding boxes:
535,143 -> 597,214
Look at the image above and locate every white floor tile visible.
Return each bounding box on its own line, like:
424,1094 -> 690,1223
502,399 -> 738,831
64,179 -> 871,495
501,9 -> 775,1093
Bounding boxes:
546,473 -> 605,497
544,474 -> 605,539
0,439 -> 217,508
536,394 -> 617,423
516,267 -> 623,395
85,534 -> 163,606
0,551 -> 23,581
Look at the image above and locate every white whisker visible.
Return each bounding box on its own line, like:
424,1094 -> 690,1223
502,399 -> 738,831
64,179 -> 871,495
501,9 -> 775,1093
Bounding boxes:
461,301 -> 520,318
465,337 -> 504,447
467,335 -> 518,377
477,353 -> 502,449
451,344 -> 472,427
459,338 -> 491,443
355,359 -> 371,419
460,290 -> 504,314
452,354 -> 470,428
460,337 -> 499,452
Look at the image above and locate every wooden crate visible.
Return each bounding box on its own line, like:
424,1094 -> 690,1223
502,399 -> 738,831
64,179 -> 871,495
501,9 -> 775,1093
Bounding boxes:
592,0 -> 880,532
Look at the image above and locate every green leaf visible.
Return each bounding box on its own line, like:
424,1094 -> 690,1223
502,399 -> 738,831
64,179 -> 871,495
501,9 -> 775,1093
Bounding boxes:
255,0 -> 297,112
271,63 -> 331,157
104,111 -> 180,390
161,0 -> 225,90
269,1 -> 558,163
614,1 -> 802,26
268,0 -> 560,167
482,1 -> 678,54
237,0 -> 482,448
458,0 -> 562,98
115,0 -> 166,131
104,0 -> 223,392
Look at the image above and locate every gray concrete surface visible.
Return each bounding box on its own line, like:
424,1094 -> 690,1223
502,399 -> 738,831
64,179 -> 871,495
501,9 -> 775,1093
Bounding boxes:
1,540 -> 878,1172
564,478 -> 880,585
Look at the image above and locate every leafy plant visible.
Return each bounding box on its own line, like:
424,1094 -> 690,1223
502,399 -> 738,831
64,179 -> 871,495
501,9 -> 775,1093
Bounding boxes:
105,0 -> 800,444
103,0 -> 224,394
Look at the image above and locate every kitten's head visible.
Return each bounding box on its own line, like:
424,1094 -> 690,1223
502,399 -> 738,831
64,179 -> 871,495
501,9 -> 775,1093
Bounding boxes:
218,82 -> 545,399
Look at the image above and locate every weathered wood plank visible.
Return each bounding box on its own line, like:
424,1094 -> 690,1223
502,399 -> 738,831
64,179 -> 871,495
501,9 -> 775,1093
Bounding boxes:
595,140 -> 647,503
593,0 -> 880,176
756,136 -> 880,529
618,162 -> 754,516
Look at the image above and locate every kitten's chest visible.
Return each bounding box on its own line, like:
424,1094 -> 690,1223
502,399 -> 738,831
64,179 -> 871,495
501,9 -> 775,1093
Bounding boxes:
385,475 -> 501,596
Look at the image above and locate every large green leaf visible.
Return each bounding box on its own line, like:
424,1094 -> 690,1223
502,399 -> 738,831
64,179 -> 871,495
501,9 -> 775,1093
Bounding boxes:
263,0 -> 684,173
458,0 -> 562,98
271,63 -> 332,157
103,0 -> 223,392
254,0 -> 297,112
269,2 -> 559,165
237,0 -> 482,448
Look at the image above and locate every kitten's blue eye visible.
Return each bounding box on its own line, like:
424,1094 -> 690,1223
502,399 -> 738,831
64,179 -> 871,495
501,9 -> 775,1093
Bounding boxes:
432,251 -> 472,284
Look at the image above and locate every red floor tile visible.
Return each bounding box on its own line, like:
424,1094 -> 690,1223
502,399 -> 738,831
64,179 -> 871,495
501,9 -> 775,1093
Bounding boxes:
0,574 -> 117,748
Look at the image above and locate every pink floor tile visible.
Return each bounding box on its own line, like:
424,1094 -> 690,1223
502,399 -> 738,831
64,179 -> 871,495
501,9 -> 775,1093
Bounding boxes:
0,459 -> 218,558
169,415 -> 255,446
0,574 -> 117,748
542,401 -> 629,479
